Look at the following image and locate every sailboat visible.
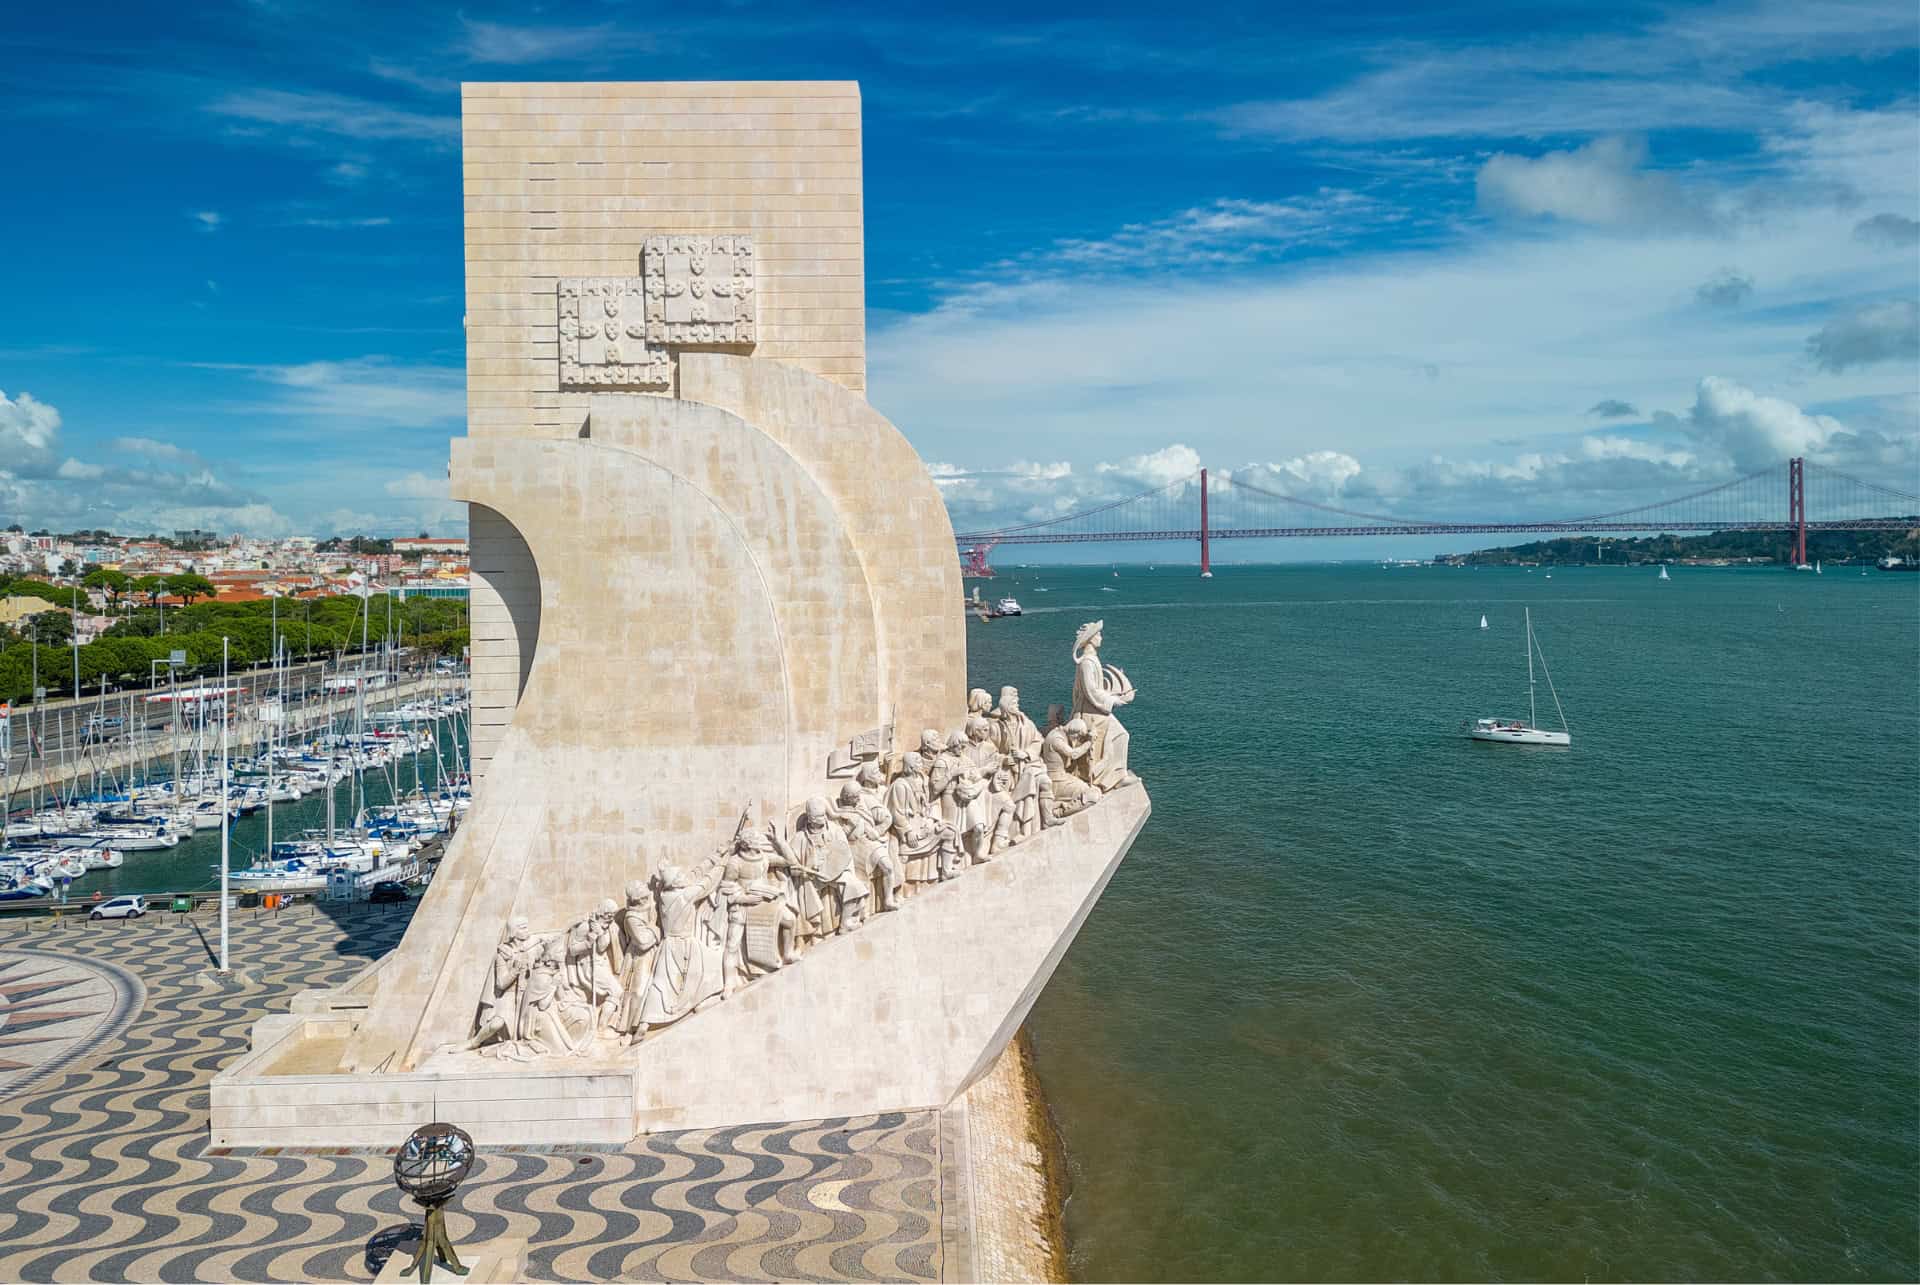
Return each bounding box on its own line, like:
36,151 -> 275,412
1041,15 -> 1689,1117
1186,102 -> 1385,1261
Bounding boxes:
1479,614 -> 1488,630
1468,608 -> 1571,746
1815,560 -> 1822,575
1658,565 -> 1670,580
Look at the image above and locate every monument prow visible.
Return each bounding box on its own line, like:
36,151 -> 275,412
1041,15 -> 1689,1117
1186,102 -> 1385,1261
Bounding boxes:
212,80 -> 1148,1147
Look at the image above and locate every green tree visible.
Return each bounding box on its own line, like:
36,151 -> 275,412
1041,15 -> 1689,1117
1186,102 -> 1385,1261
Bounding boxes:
20,609 -> 73,647
165,573 -> 217,606
132,575 -> 166,608
82,567 -> 131,609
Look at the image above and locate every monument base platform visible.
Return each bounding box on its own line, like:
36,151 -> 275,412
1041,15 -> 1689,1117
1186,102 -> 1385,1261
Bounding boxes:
211,786 -> 1148,1149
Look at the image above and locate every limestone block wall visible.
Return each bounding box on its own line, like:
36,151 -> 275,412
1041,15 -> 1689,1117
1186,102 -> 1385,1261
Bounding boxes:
461,80 -> 869,787
461,79 -> 867,439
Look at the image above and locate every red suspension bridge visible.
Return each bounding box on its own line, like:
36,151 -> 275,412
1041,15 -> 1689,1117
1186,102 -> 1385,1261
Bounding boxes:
954,457 -> 1919,576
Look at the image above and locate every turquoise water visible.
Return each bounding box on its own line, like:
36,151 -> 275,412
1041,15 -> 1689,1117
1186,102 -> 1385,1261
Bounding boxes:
965,563 -> 1919,1283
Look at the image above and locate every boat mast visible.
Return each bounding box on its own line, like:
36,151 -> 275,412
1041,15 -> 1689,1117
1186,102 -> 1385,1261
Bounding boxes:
1525,607 -> 1537,728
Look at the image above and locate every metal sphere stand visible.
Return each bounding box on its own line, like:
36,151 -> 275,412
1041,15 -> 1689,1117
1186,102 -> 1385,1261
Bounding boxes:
393,1123 -> 476,1284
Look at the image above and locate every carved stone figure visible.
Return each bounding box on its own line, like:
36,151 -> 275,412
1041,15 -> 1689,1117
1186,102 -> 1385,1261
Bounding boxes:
950,765 -> 991,868
964,715 -> 1002,778
790,796 -> 868,933
926,728 -> 963,827
888,750 -> 953,894
967,687 -> 994,720
986,766 -> 1016,855
561,900 -> 623,1038
1042,717 -> 1102,815
507,940 -> 583,1060
1009,747 -> 1046,842
719,823 -> 799,992
767,819 -> 826,947
460,916 -> 538,1054
990,686 -> 1043,761
613,880 -> 660,1043
636,857 -> 727,1035
1071,620 -> 1138,790
835,780 -> 897,913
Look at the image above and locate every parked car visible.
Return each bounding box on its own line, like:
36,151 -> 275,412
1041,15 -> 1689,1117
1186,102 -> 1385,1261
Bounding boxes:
367,882 -> 410,904
89,895 -> 146,921
82,715 -> 125,744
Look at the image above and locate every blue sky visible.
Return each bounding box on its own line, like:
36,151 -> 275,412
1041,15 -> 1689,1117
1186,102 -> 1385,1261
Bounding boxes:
0,0 -> 1914,547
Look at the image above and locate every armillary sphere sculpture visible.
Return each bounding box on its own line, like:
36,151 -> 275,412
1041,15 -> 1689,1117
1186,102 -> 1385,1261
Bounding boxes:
393,1122 -> 475,1283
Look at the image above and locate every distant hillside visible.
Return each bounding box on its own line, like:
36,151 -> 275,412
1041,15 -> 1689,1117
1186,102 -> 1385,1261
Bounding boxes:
1443,525 -> 1920,567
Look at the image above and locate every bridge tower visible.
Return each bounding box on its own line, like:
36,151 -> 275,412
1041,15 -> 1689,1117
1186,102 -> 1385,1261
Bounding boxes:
1199,467 -> 1212,578
1789,457 -> 1807,566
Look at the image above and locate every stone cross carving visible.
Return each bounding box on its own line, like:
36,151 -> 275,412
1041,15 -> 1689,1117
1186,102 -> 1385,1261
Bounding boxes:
558,234 -> 757,391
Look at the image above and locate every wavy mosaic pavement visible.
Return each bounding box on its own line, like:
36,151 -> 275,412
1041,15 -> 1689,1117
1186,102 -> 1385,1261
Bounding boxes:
0,906 -> 947,1283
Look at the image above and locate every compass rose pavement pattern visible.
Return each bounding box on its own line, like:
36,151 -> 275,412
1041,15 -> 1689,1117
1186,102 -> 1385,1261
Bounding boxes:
0,907 -> 953,1283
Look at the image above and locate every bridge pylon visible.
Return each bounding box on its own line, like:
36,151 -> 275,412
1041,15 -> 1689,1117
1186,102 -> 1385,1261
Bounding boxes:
960,542 -> 996,579
1199,467 -> 1212,577
1789,457 -> 1807,566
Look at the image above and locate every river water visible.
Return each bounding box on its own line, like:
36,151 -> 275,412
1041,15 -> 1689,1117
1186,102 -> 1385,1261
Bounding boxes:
964,562 -> 1918,1282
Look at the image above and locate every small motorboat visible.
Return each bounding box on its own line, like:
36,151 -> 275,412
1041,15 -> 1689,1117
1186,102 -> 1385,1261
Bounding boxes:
992,597 -> 1023,617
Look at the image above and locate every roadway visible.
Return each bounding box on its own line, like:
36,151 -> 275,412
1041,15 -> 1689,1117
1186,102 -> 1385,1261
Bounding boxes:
3,656 -> 461,780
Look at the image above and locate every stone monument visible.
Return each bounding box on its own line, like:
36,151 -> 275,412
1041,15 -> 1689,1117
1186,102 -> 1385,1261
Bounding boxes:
210,81 -> 1150,1147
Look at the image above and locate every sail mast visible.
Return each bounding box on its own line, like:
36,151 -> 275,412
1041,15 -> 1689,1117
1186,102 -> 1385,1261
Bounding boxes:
1526,608 -> 1537,728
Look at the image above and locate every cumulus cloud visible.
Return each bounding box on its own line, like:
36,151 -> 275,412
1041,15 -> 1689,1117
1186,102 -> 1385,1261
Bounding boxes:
1806,300 -> 1920,372
1853,212 -> 1920,248
0,389 -> 63,477
1695,268 -> 1754,307
1681,375 -> 1844,469
192,210 -> 223,232
1588,399 -> 1640,418
1475,136 -> 1718,232
1095,443 -> 1201,487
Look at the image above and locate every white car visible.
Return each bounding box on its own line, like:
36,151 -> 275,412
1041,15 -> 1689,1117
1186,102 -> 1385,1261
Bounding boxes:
89,895 -> 147,921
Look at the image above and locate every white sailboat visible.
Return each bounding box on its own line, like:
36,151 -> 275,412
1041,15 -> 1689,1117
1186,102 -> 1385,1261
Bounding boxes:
1658,565 -> 1670,581
1468,608 -> 1571,747
1479,614 -> 1488,630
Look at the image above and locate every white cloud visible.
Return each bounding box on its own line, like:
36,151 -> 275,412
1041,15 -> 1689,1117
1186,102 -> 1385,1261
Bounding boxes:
1476,136 -> 1718,232
1096,444 -> 1201,487
873,102 -> 1917,538
196,357 -> 465,428
1805,300 -> 1920,372
291,216 -> 392,229
0,403 -> 297,536
207,89 -> 456,143
1211,1 -> 1916,144
459,19 -> 635,63
383,471 -> 447,500
0,389 -> 63,477
1682,376 -> 1845,469
192,210 -> 223,231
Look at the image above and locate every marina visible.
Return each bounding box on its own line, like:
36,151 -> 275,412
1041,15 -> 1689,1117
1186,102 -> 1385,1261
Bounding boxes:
2,665 -> 470,904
